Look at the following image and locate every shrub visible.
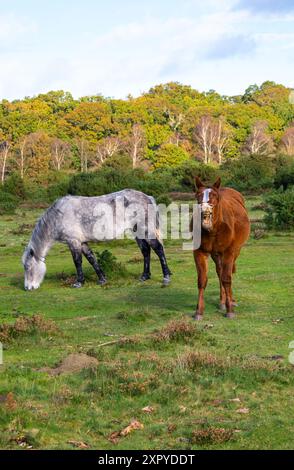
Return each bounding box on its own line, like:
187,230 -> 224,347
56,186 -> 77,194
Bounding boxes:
68,167 -> 176,199
24,183 -> 48,203
171,160 -> 219,192
155,194 -> 172,206
221,154 -> 275,193
47,177 -> 70,202
264,187 -> 294,230
103,153 -> 133,170
273,156 -> 294,190
0,191 -> 19,214
95,250 -> 128,278
3,173 -> 26,199
68,169 -> 131,196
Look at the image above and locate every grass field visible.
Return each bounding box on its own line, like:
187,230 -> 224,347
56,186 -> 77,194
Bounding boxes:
0,196 -> 294,450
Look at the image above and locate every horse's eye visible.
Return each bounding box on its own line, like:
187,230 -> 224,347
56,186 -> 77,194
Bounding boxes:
30,248 -> 34,257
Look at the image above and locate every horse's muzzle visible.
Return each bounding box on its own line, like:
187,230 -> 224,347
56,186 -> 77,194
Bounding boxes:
201,210 -> 213,231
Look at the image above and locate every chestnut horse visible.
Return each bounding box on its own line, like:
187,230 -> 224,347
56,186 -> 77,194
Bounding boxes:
193,176 -> 250,320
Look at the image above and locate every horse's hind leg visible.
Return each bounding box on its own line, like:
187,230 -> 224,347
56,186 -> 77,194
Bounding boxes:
211,253 -> 226,311
136,238 -> 151,281
148,239 -> 171,286
81,243 -> 107,285
68,242 -> 85,288
221,251 -> 235,318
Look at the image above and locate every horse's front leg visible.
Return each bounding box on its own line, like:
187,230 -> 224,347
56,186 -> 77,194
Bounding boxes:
82,243 -> 107,285
221,251 -> 235,318
68,242 -> 84,288
193,250 -> 209,320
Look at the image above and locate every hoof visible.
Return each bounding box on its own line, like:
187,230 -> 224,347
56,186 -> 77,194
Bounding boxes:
232,301 -> 238,307
194,314 -> 203,321
219,303 -> 226,311
225,312 -> 235,319
162,276 -> 171,287
72,282 -> 83,288
98,278 -> 107,286
140,273 -> 151,282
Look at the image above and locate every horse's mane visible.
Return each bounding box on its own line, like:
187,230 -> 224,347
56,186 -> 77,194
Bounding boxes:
29,202 -> 61,258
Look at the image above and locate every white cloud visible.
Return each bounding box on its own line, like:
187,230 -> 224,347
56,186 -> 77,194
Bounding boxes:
0,4 -> 293,100
64,10 -> 250,97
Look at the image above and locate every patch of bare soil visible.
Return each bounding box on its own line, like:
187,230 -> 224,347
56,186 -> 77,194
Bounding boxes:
39,353 -> 99,376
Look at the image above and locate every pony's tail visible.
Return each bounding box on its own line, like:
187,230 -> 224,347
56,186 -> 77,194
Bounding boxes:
149,196 -> 162,241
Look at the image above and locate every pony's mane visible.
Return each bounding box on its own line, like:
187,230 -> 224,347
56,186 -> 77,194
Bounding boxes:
28,202 -> 60,258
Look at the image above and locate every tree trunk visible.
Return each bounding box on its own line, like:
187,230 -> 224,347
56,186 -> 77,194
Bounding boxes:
1,144 -> 10,185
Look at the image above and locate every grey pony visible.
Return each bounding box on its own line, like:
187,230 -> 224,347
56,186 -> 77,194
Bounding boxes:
22,189 -> 171,290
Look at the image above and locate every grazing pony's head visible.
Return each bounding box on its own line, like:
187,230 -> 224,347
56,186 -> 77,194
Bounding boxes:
22,245 -> 46,291
195,176 -> 221,231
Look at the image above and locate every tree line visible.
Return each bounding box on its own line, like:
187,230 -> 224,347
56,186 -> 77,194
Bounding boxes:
1,80 -> 294,184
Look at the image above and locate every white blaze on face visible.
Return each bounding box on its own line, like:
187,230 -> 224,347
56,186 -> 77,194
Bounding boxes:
201,189 -> 212,209
200,189 -> 213,229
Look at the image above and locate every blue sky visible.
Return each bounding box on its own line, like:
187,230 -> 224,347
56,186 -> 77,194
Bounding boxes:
1,0 -> 294,100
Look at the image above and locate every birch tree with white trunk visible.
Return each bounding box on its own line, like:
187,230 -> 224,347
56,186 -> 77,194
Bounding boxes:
51,138 -> 71,171
244,121 -> 274,155
280,125 -> 294,155
214,118 -> 230,165
0,141 -> 10,185
194,115 -> 216,164
127,124 -> 146,169
96,136 -> 121,165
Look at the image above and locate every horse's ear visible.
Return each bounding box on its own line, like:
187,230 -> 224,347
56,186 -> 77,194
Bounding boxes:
195,176 -> 204,189
213,177 -> 221,189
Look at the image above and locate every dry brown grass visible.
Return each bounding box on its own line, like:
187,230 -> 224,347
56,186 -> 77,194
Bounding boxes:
0,314 -> 59,342
192,427 -> 234,445
152,319 -> 198,343
174,350 -> 229,371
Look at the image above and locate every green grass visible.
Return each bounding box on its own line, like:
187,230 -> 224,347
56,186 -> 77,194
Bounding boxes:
0,200 -> 294,450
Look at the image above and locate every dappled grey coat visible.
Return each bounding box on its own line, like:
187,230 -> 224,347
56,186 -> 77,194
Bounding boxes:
22,189 -> 171,290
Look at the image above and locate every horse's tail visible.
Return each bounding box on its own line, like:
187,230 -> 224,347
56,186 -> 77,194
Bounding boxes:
148,195 -> 162,241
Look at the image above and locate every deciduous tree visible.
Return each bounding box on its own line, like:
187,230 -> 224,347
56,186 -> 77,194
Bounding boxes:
126,124 -> 146,169
51,138 -> 71,171
280,125 -> 294,155
244,121 -> 274,155
0,140 -> 10,184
